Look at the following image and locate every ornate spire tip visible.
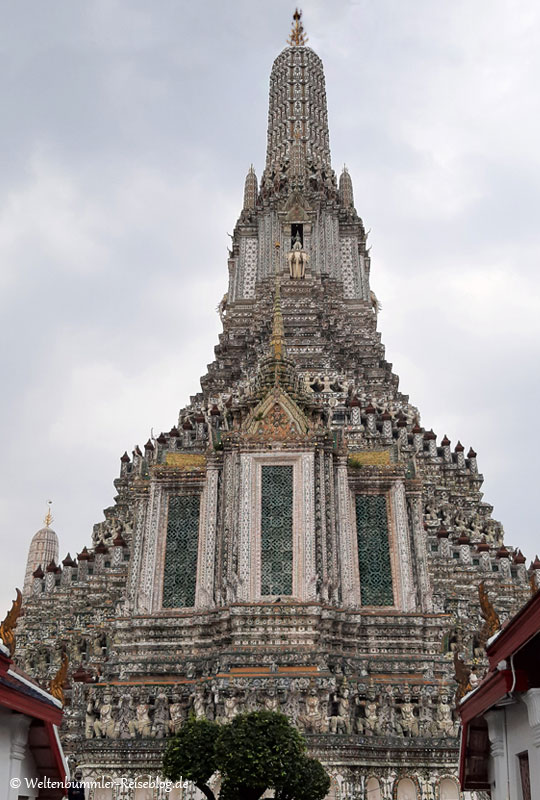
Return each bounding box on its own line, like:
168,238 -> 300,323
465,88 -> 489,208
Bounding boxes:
287,8 -> 308,47
44,500 -> 53,528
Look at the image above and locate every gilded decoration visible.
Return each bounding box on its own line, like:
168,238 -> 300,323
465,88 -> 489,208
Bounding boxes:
164,453 -> 207,470
478,581 -> 501,642
243,387 -> 311,442
49,652 -> 69,705
348,451 -> 391,468
287,8 -> 308,47
0,587 -> 22,656
453,650 -> 472,702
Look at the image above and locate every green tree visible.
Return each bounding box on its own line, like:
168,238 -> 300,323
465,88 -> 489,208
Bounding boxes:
162,711 -> 330,800
162,716 -> 220,800
275,755 -> 331,800
215,711 -> 305,800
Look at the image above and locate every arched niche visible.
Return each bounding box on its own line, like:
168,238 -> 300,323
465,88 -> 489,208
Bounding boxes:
366,776 -> 382,800
439,778 -> 460,800
326,775 -> 340,799
93,776 -> 114,800
133,775 -> 155,800
396,777 -> 417,800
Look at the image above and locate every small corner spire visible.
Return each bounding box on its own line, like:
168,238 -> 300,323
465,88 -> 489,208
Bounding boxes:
287,8 -> 308,47
44,500 -> 53,528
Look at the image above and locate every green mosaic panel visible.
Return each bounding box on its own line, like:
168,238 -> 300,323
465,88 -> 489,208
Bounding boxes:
162,495 -> 200,608
261,465 -> 293,595
355,494 -> 394,606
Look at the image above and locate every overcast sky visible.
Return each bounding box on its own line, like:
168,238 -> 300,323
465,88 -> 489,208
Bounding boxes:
1,0 -> 540,616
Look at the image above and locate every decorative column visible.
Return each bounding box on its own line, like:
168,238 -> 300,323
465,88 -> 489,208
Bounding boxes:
523,688 -> 540,748
8,714 -> 32,800
195,459 -> 219,608
485,709 -> 507,800
407,492 -> 433,612
299,452 -> 317,600
237,453 -> 254,601
130,492 -> 155,613
335,454 -> 360,605
391,482 -> 417,612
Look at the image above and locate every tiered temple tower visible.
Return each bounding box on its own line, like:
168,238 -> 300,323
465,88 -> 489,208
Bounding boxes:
15,13 -> 536,800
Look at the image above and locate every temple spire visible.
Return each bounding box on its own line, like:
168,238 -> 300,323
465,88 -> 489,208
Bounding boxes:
266,15 -> 330,176
339,165 -> 354,209
243,165 -> 258,210
287,9 -> 308,46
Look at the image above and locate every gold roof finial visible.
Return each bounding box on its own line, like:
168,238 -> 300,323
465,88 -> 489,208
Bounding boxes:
271,242 -> 286,365
0,588 -> 22,657
287,8 -> 308,46
478,580 -> 500,639
49,651 -> 69,706
44,500 -> 53,528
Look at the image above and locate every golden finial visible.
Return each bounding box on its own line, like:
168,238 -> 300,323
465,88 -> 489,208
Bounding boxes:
478,581 -> 500,639
287,8 -> 308,46
44,500 -> 53,528
453,649 -> 472,702
0,588 -> 22,657
49,652 -> 69,705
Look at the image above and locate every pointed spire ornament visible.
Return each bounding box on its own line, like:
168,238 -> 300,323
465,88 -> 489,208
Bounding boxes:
243,165 -> 258,210
478,581 -> 500,639
339,165 -> 354,208
49,651 -> 69,705
0,588 -> 22,657
44,500 -> 53,528
287,9 -> 308,46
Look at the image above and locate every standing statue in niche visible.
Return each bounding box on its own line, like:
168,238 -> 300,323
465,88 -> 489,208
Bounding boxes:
434,695 -> 457,737
169,694 -> 186,734
128,696 -> 153,738
298,688 -> 326,733
263,688 -> 280,713
94,693 -> 118,739
85,699 -> 96,739
329,684 -> 351,734
398,694 -> 419,737
287,237 -> 308,279
152,693 -> 170,738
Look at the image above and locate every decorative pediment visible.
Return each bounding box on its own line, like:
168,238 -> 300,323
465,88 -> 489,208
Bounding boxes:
282,190 -> 310,221
243,387 -> 311,441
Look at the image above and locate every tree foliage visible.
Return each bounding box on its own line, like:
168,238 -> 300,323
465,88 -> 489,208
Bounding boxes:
275,755 -> 331,800
162,711 -> 329,800
162,716 -> 220,798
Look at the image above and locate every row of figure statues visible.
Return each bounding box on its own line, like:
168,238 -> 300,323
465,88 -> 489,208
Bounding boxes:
423,501 -> 503,546
85,684 -> 458,740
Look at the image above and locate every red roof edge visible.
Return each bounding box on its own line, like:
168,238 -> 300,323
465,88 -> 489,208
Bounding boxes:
0,682 -> 63,725
460,668 -> 529,724
486,589 -> 540,669
459,668 -> 529,790
45,721 -> 68,785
